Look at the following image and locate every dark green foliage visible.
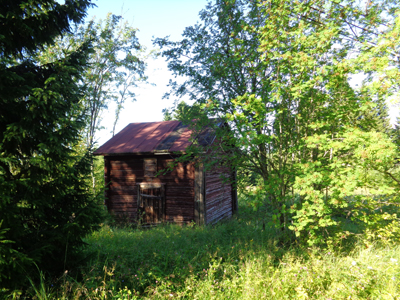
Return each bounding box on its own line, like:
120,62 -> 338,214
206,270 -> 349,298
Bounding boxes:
0,0 -> 93,58
0,0 -> 104,292
357,96 -> 391,134
392,117 -> 400,148
162,108 -> 173,121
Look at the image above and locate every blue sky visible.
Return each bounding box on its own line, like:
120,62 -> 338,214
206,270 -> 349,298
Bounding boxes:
86,0 -> 210,145
87,0 -> 209,46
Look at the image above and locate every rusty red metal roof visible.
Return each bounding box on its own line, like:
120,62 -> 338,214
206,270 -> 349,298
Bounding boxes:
94,120 -> 208,155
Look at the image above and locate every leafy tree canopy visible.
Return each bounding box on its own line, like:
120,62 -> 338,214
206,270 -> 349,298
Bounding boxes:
156,0 -> 400,245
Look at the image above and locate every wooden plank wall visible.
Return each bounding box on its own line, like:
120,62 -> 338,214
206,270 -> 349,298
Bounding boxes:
105,155 -> 195,223
205,166 -> 233,224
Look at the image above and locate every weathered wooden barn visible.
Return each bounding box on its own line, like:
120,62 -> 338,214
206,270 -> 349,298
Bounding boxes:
94,120 -> 237,225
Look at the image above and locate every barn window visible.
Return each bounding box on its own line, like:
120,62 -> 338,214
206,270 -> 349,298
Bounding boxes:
144,158 -> 157,177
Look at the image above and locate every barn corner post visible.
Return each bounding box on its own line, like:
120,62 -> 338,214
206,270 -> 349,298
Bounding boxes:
231,166 -> 238,214
104,156 -> 111,211
194,161 -> 206,226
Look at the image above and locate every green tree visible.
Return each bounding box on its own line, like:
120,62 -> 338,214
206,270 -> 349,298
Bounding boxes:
393,116 -> 400,146
284,1 -> 400,244
43,13 -> 148,148
358,97 -> 391,134
157,0 -> 400,244
162,101 -> 202,121
81,14 -> 147,145
156,0 -> 363,227
0,0 -> 103,291
162,108 -> 174,121
40,13 -> 148,191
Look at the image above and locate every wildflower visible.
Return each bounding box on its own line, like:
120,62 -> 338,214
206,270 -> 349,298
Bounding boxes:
352,261 -> 357,266
367,266 -> 373,270
390,258 -> 398,263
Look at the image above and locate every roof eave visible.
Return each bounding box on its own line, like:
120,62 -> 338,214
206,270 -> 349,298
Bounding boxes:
93,150 -> 187,156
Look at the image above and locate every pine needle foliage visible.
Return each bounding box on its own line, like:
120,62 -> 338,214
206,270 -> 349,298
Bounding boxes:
0,0 -> 104,292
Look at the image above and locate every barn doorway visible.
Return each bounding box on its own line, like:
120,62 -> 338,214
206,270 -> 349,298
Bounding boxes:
137,183 -> 166,224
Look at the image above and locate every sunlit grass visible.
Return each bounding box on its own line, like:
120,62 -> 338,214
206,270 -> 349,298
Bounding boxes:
16,204 -> 400,299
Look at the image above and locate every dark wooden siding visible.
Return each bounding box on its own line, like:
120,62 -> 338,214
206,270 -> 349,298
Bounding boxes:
105,155 -> 195,223
204,166 -> 233,224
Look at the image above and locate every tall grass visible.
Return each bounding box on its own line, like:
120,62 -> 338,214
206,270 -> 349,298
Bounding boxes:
11,204 -> 400,299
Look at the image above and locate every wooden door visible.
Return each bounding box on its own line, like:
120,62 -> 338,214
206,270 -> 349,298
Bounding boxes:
137,183 -> 165,224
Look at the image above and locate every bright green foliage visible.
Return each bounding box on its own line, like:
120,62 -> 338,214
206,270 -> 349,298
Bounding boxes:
292,128 -> 400,245
157,0 -> 399,246
350,6 -> 399,135
157,0 -> 365,229
353,9 -> 400,106
0,0 -> 104,292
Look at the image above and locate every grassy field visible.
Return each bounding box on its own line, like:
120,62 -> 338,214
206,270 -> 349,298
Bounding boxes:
22,203 -> 400,299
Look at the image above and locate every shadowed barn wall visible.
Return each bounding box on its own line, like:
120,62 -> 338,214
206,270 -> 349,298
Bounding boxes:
105,155 -> 195,224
